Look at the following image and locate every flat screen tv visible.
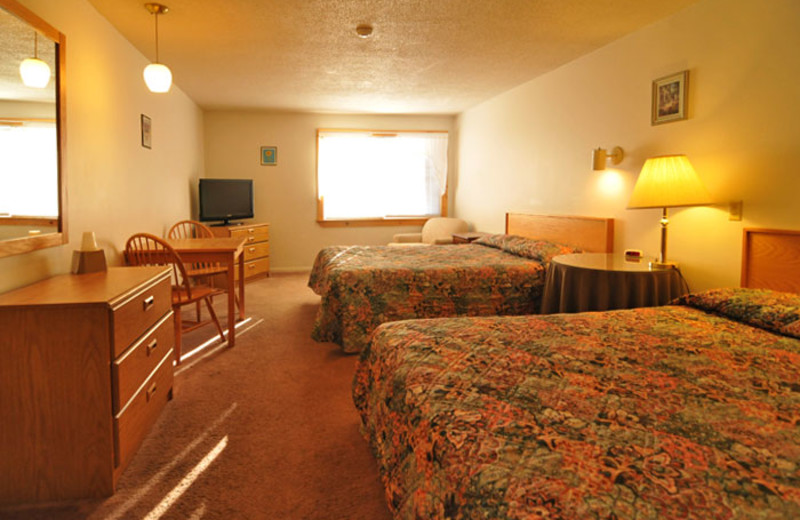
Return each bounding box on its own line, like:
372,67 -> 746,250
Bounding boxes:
198,178 -> 254,225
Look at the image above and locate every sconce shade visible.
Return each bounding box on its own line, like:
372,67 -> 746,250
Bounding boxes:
144,63 -> 172,93
627,154 -> 712,209
592,146 -> 624,171
20,57 -> 51,88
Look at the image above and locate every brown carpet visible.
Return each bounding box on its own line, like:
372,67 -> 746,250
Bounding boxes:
1,273 -> 393,520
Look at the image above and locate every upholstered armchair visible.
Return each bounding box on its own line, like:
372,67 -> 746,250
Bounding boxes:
388,217 -> 469,246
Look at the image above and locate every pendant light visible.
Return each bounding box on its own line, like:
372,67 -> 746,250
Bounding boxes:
143,3 -> 172,93
19,32 -> 51,88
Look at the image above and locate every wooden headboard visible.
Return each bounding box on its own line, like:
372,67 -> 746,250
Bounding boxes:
741,228 -> 800,293
505,213 -> 614,253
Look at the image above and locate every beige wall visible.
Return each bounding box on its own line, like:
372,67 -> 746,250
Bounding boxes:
455,0 -> 800,291
203,112 -> 455,271
0,0 -> 204,293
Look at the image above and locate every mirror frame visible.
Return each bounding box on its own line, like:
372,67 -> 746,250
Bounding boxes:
0,0 -> 67,259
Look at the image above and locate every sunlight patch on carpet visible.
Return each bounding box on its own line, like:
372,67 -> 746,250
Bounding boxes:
143,435 -> 229,520
176,317 -> 263,373
100,403 -> 237,520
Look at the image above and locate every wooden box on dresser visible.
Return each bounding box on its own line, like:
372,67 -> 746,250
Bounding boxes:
211,222 -> 270,280
0,266 -> 174,505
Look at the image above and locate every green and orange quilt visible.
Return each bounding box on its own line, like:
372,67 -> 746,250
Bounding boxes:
354,288 -> 800,519
309,236 -> 576,353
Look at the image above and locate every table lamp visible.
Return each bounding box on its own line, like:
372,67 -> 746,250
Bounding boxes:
627,154 -> 712,269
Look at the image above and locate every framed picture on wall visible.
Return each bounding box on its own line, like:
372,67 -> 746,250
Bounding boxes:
260,146 -> 277,165
651,70 -> 688,125
141,114 -> 152,149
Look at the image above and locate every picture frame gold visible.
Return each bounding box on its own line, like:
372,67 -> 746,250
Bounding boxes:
651,70 -> 688,125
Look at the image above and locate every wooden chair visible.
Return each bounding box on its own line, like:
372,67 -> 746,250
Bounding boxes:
125,233 -> 226,364
167,220 -> 238,319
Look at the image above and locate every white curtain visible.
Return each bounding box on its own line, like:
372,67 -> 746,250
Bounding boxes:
0,123 -> 58,217
317,130 -> 448,220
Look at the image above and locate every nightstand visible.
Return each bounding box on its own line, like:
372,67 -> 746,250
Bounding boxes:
541,253 -> 687,314
452,232 -> 487,244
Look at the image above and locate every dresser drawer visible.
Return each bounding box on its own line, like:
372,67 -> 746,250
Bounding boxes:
243,241 -> 269,261
243,257 -> 270,279
112,311 -> 174,412
114,351 -> 173,470
228,225 -> 269,243
111,275 -> 171,358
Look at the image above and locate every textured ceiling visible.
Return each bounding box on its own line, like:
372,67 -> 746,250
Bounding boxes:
18,0 -> 700,114
0,7 -> 57,104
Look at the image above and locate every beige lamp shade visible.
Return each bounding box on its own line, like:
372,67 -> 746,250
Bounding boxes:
627,154 -> 712,209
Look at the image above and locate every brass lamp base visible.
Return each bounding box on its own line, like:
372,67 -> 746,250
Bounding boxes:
649,260 -> 678,270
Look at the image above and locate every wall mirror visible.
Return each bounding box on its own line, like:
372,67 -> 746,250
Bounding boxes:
0,0 -> 66,259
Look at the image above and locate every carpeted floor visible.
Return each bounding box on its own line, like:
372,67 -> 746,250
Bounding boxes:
0,272 -> 392,520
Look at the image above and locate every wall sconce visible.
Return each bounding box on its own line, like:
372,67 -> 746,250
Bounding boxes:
592,146 -> 624,170
143,3 -> 172,93
19,32 -> 51,89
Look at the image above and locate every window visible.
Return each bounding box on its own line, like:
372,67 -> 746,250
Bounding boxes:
316,129 -> 448,224
0,121 -> 58,217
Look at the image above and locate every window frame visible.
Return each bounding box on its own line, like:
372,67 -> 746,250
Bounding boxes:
315,128 -> 449,227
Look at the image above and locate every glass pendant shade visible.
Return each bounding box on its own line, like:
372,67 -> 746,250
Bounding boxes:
144,63 -> 172,93
20,57 -> 51,88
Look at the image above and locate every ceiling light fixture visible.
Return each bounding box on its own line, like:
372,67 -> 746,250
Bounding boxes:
356,24 -> 373,38
143,3 -> 172,93
19,32 -> 51,89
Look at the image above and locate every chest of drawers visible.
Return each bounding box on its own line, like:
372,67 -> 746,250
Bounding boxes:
211,222 -> 270,280
0,267 -> 174,505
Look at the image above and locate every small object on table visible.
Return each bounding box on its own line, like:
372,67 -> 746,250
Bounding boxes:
71,231 -> 107,274
541,252 -> 687,314
452,232 -> 487,244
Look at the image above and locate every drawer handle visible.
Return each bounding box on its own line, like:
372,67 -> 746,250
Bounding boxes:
146,339 -> 158,356
248,264 -> 256,270
248,247 -> 256,253
247,236 -> 256,243
247,228 -> 255,234
146,382 -> 158,402
143,295 -> 155,311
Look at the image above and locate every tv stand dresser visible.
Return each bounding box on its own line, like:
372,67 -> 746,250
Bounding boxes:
0,267 -> 174,505
211,222 -> 270,280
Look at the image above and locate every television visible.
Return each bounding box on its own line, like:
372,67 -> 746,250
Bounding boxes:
198,178 -> 254,225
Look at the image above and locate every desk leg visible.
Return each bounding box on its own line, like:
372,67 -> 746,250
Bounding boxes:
227,258 -> 236,348
238,251 -> 246,320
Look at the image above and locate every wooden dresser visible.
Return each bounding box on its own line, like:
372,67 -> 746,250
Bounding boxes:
0,267 -> 174,505
211,222 -> 270,280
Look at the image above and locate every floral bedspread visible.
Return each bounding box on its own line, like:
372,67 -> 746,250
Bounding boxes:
353,288 -> 800,519
309,236 -> 575,353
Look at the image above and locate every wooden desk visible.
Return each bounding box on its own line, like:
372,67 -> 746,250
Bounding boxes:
541,253 -> 687,314
166,237 -> 246,347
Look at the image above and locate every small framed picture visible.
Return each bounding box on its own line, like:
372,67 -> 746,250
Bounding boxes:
260,146 -> 277,166
651,70 -> 688,125
141,114 -> 152,149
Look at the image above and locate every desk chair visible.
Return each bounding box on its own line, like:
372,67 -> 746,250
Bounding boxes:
167,220 -> 239,319
125,233 -> 225,364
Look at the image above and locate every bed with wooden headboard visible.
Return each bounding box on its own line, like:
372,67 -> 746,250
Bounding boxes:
309,213 -> 614,352
355,226 -> 800,519
741,227 -> 800,292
